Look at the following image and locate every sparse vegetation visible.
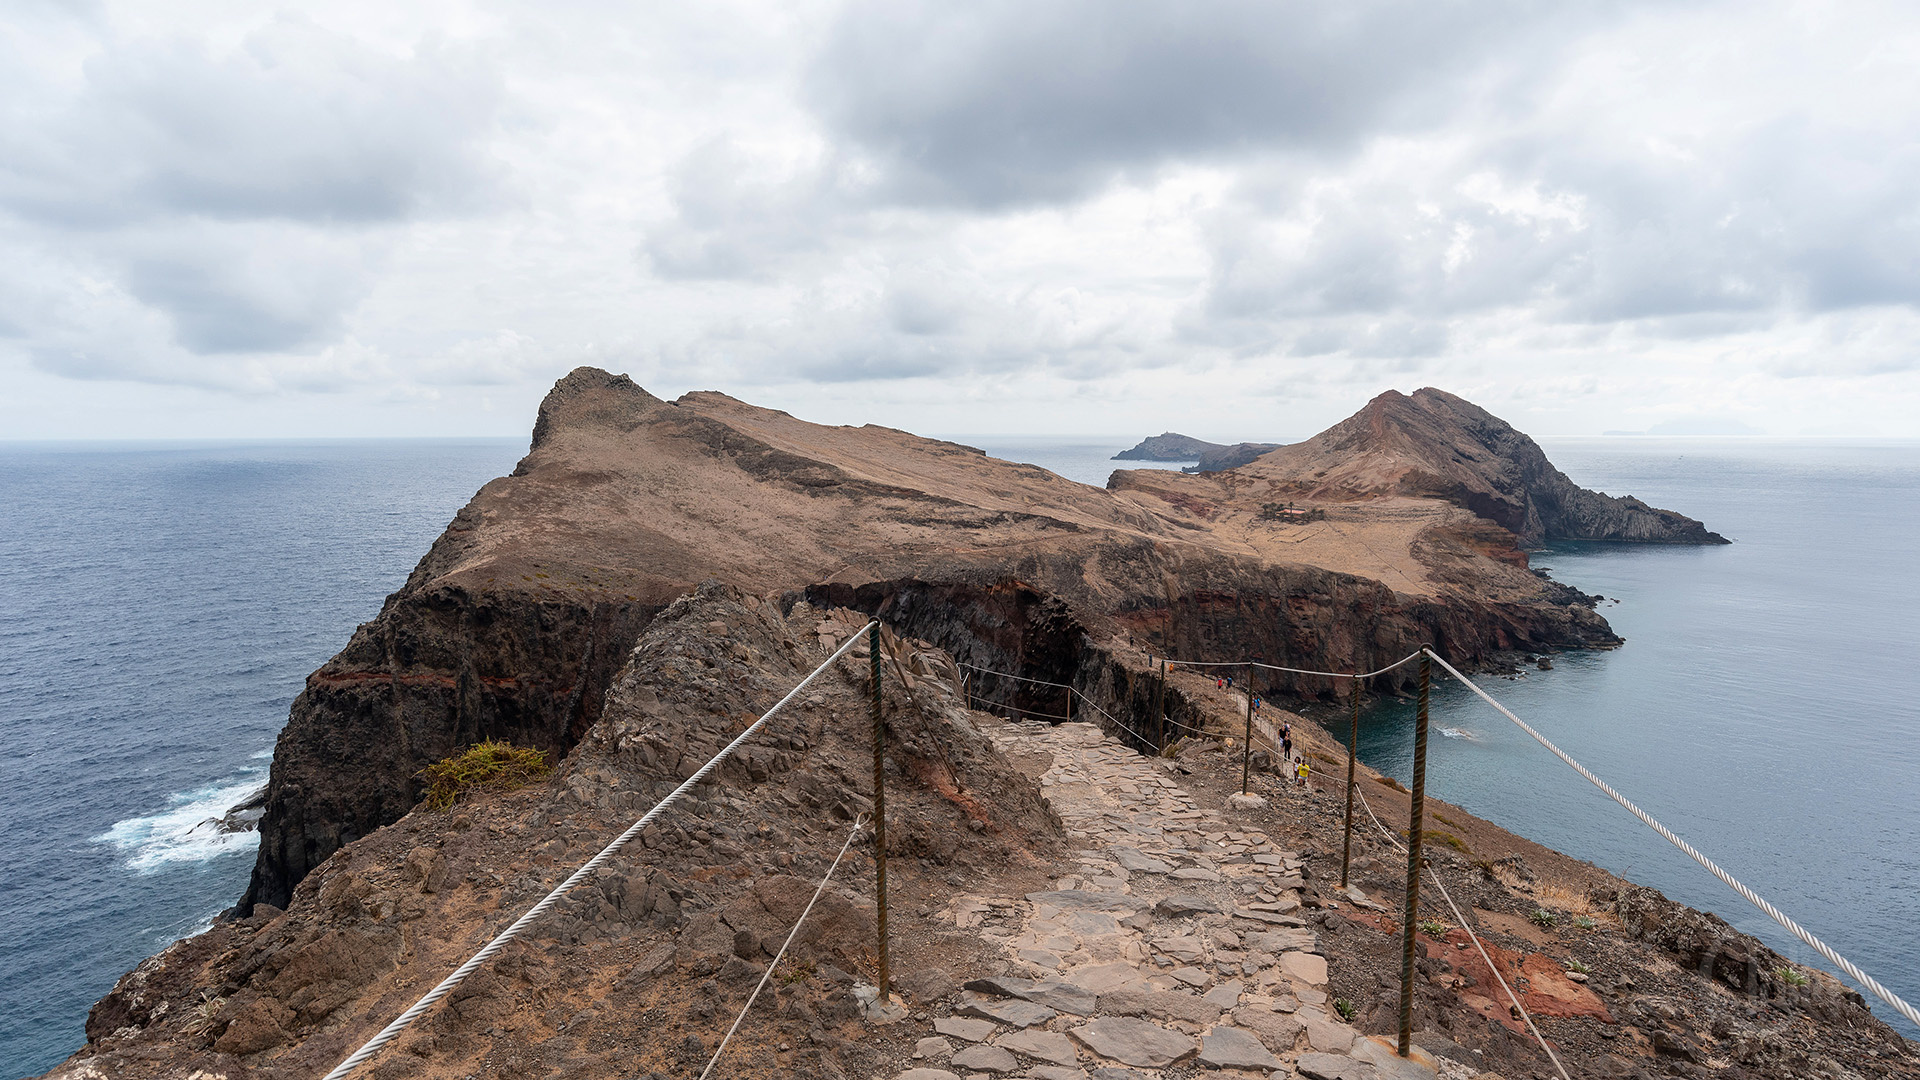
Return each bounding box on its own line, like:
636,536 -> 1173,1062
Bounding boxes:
182,991 -> 226,1038
1779,965 -> 1810,987
1527,907 -> 1558,928
1333,997 -> 1357,1021
1421,829 -> 1470,854
418,740 -> 554,811
1378,776 -> 1408,794
1419,919 -> 1449,938
1565,957 -> 1591,974
1573,915 -> 1598,930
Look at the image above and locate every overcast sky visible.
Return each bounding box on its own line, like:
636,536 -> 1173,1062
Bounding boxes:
4,1 -> 1919,442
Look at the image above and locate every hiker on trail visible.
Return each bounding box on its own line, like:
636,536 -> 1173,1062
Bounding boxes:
1295,756 -> 1310,787
1281,733 -> 1292,759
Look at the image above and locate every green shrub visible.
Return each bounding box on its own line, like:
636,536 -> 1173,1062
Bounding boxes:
1778,965 -> 1810,987
1573,915 -> 1597,930
1527,908 -> 1558,928
1565,958 -> 1591,975
1418,919 -> 1449,938
418,740 -> 553,811
1333,998 -> 1357,1021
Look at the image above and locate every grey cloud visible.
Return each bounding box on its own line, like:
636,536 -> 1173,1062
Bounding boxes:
1,18 -> 503,228
117,225 -> 375,354
807,0 -> 1620,207
641,140 -> 843,280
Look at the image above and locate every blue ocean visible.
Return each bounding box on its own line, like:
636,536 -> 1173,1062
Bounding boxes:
2,435 -> 1916,1073
0,440 -> 526,1077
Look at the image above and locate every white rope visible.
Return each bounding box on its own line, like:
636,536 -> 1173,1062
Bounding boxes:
1353,785 -> 1571,1080
698,816 -> 868,1080
321,622 -> 880,1080
1421,648 -> 1920,1030
956,662 -> 1075,692
1159,649 -> 1426,681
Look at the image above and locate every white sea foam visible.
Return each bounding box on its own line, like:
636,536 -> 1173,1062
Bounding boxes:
1438,727 -> 1478,740
93,773 -> 266,872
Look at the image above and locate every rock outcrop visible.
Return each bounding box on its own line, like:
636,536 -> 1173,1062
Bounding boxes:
1112,432 -> 1223,461
1188,441 -> 1286,473
1237,388 -> 1728,544
241,370 -> 1625,912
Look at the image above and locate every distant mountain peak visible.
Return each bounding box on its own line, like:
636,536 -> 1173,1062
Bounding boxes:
1240,388 -> 1728,545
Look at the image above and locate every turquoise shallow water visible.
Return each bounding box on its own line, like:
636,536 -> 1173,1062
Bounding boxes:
3,434 -> 1915,1072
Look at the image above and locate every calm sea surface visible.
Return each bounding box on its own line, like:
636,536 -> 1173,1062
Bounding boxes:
1,435 -> 1915,1073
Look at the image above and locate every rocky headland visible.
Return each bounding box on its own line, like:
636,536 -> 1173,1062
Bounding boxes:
1111,433 -> 1285,474
40,371 -> 1911,1080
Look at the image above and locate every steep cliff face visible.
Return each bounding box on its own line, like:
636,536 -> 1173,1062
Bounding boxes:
1241,388 -> 1728,544
243,369 -> 1628,912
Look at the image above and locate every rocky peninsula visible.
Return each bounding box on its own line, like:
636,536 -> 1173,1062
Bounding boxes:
40,370 -> 1910,1080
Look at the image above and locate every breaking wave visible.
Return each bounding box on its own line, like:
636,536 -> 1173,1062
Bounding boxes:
93,773 -> 266,873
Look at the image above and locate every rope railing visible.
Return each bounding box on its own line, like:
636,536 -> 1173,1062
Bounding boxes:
1421,648 -> 1920,1030
699,815 -> 869,1079
1352,784 -> 1572,1080
1158,649 -> 1427,681
320,623 -> 880,1080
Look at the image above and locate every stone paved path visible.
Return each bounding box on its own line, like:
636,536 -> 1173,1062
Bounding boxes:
897,720 -> 1462,1080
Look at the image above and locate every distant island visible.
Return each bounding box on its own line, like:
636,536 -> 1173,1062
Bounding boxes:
1113,432 -> 1284,473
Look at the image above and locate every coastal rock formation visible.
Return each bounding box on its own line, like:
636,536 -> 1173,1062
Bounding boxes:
1110,432 -> 1285,471
1237,388 -> 1728,544
1112,432 -> 1223,460
241,369 -> 1622,912
48,599 -> 1917,1080
1189,441 -> 1285,473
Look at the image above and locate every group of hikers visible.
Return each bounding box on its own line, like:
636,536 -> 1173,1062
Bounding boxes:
1213,675 -> 1311,788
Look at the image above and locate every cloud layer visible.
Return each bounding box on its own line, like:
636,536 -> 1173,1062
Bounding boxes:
3,0 -> 1920,438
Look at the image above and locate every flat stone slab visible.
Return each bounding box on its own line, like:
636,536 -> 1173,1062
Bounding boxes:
963,976 -> 1098,1016
996,1028 -> 1080,1066
914,1036 -> 954,1059
1231,1004 -> 1305,1051
1295,1053 -> 1379,1080
1168,965 -> 1211,987
1298,1006 -> 1358,1052
1170,867 -> 1222,882
1197,1026 -> 1283,1070
1281,950 -> 1330,986
1096,987 -> 1221,1025
1064,962 -> 1149,993
1029,1068 -> 1088,1080
1112,847 -> 1173,874
959,998 -> 1057,1027
1349,1036 -> 1441,1080
894,1071 -> 964,1080
1027,890 -> 1150,913
933,1016 -> 997,1042
950,1044 -> 1019,1073
1202,982 -> 1242,1009
1233,907 -> 1307,927
1154,894 -> 1221,918
1069,1017 -> 1197,1068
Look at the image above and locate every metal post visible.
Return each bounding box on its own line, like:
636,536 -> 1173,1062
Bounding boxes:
1341,675 -> 1360,889
1151,657 -> 1165,750
868,623 -> 890,999
1398,652 -> 1431,1057
1241,662 -> 1254,794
